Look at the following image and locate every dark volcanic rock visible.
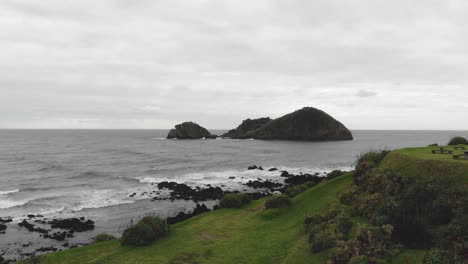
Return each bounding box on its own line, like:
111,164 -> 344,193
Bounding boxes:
166,122 -> 216,139
18,220 -> 48,234
157,181 -> 224,201
222,117 -> 272,138
167,203 -> 210,225
284,173 -> 323,186
0,217 -> 12,223
245,180 -> 283,189
0,224 -> 6,232
241,107 -> 353,141
268,168 -> 278,172
49,218 -> 95,232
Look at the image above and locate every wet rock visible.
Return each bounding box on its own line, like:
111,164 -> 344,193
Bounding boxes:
284,173 -> 323,186
0,224 -> 6,232
49,218 -> 95,232
248,165 -> 258,170
0,218 -> 12,223
228,176 -> 235,180
280,171 -> 292,177
268,168 -> 278,172
244,180 -> 283,189
129,192 -> 136,197
18,220 -> 49,234
36,246 -> 58,252
157,181 -> 224,201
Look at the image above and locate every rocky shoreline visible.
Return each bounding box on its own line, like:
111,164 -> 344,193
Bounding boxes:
0,166 -> 346,263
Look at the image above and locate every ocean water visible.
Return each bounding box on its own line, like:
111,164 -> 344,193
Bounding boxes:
0,129 -> 466,258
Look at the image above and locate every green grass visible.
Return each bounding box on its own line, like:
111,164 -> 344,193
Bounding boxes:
381,145 -> 468,183
30,175 -> 352,264
28,146 -> 468,264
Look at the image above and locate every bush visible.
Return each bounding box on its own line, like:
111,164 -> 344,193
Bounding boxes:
448,136 -> 468,145
336,212 -> 353,235
265,195 -> 292,209
285,184 -> 308,198
121,216 -> 169,246
327,170 -> 345,180
93,233 -> 116,243
309,229 -> 336,252
423,248 -> 450,264
305,181 -> 316,188
349,256 -> 368,264
140,216 -> 169,237
220,193 -> 251,208
121,222 -> 155,246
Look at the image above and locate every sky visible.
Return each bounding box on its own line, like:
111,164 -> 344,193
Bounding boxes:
0,0 -> 467,130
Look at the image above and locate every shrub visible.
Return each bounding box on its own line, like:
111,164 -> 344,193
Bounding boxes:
140,216 -> 169,237
336,212 -> 353,235
265,195 -> 292,209
121,222 -> 155,246
330,243 -> 353,264
327,170 -> 345,180
121,216 -> 169,246
285,184 -> 308,198
220,193 -> 250,208
305,181 -> 316,188
93,233 -> 116,243
349,256 -> 368,264
423,248 -> 450,264
448,136 -> 468,145
309,229 -> 336,252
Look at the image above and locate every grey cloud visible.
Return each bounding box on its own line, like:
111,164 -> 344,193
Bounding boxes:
0,0 -> 467,129
356,90 -> 377,98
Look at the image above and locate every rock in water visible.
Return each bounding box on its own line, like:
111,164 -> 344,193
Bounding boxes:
222,117 -> 272,138
242,107 -> 353,141
166,122 -> 216,139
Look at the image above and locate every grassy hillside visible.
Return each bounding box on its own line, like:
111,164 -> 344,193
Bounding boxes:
381,146 -> 468,183
27,174 -> 352,264
24,145 -> 467,264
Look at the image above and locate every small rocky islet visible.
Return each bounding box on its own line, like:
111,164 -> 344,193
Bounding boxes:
167,107 -> 353,141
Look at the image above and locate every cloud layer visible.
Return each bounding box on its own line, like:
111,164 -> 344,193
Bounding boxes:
0,0 -> 467,129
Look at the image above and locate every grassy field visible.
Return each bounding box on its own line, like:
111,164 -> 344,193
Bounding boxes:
381,145 -> 468,183
29,174 -> 352,264
27,146 -> 468,264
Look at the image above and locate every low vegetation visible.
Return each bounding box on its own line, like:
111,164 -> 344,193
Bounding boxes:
285,184 -> 308,198
20,145 -> 467,264
448,136 -> 468,145
121,216 -> 169,246
219,193 -> 251,208
306,148 -> 466,263
93,233 -> 116,243
264,195 -> 292,209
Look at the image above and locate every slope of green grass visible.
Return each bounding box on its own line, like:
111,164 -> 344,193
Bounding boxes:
381,146 -> 468,183
30,175 -> 352,264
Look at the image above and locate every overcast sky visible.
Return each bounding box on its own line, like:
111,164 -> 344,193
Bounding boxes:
1,0 -> 467,130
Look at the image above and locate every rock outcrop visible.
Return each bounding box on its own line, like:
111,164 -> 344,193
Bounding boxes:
166,122 -> 217,139
221,117 -> 272,138
226,107 -> 352,141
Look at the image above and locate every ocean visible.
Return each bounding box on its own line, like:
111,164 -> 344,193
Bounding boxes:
0,129 -> 466,259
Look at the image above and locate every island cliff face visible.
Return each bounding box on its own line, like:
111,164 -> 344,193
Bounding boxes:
226,107 -> 353,141
167,122 -> 216,139
221,117 -> 272,138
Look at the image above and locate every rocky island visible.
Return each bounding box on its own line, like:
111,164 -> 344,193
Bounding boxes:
167,122 -> 217,139
224,107 -> 353,141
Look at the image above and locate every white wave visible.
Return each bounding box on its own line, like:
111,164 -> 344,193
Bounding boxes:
0,189 -> 19,195
137,165 -> 353,189
69,189 -> 135,212
152,137 -> 166,140
0,199 -> 27,209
